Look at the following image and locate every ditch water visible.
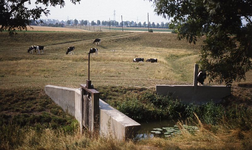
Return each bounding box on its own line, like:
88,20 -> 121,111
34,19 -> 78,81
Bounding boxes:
135,120 -> 199,140
135,120 -> 177,139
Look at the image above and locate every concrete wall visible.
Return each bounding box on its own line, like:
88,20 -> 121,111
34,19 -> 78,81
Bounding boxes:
156,85 -> 231,104
44,85 -> 82,123
99,100 -> 140,140
44,85 -> 140,140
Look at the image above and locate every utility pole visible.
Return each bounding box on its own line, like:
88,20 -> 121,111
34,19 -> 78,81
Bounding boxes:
114,10 -> 116,25
147,13 -> 149,31
109,18 -> 111,31
121,15 -> 124,32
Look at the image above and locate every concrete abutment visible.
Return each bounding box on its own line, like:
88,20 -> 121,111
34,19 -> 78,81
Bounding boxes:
44,85 -> 140,140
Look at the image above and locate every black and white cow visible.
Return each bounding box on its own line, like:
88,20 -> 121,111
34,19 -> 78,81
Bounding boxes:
27,46 -> 35,54
66,46 -> 75,55
93,38 -> 101,45
133,58 -> 144,62
89,48 -> 98,54
197,70 -> 206,85
33,45 -> 44,54
146,58 -> 158,63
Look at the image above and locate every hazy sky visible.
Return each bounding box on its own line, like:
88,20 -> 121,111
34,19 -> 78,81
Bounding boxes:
26,0 -> 170,23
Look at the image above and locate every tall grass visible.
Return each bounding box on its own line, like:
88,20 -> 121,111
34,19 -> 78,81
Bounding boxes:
0,86 -> 252,149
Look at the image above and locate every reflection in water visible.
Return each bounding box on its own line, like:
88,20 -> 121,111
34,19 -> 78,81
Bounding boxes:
135,120 -> 177,140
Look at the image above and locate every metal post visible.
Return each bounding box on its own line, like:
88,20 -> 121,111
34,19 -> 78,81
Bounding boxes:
86,53 -> 92,89
88,53 -> 90,81
121,15 -> 123,32
147,13 -> 149,31
80,84 -> 100,133
194,64 -> 199,87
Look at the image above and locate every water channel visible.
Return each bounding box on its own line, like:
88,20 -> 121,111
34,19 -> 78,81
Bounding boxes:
135,120 -> 177,139
135,119 -> 199,140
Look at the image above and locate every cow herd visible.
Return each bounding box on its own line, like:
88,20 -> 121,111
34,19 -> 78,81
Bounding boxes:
26,38 -> 207,86
133,58 -> 158,63
27,38 -> 101,55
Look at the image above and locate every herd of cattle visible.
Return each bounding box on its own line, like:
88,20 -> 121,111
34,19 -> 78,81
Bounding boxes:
133,58 -> 158,63
27,38 -> 207,85
27,38 -> 101,55
27,38 -> 157,63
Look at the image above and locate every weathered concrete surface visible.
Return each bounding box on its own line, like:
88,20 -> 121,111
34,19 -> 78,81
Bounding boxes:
156,85 -> 231,104
99,100 -> 140,140
44,85 -> 82,123
44,85 -> 140,140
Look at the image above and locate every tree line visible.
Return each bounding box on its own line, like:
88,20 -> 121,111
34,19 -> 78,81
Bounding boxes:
33,19 -> 169,28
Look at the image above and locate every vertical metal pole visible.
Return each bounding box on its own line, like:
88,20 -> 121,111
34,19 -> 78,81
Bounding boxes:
88,53 -> 90,81
121,15 -> 123,32
194,64 -> 199,87
86,53 -> 92,89
147,13 -> 149,31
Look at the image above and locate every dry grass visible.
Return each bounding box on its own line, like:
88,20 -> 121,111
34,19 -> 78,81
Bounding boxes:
1,29 -> 252,150
138,114 -> 252,150
0,31 -> 204,89
14,117 -> 252,150
27,25 -> 88,32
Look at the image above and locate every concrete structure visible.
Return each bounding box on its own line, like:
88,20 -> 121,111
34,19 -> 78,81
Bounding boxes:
156,85 -> 231,104
156,64 -> 231,104
44,85 -> 140,140
44,85 -> 82,123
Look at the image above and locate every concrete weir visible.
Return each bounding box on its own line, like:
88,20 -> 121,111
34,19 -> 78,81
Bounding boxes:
44,85 -> 140,140
156,85 -> 231,104
156,64 -> 231,104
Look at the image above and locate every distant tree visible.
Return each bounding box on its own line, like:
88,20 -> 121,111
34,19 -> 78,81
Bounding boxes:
152,0 -> 252,85
83,20 -> 88,26
165,23 -> 169,28
80,20 -> 85,25
97,20 -> 101,26
74,19 -> 78,26
138,22 -> 142,27
0,0 -> 81,35
151,22 -> 156,28
161,22 -> 164,28
124,21 -> 129,27
143,22 -> 147,27
115,21 -> 119,26
66,20 -> 72,26
91,21 -> 96,26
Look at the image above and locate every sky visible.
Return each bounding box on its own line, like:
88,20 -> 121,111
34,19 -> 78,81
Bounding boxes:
25,0 -> 170,24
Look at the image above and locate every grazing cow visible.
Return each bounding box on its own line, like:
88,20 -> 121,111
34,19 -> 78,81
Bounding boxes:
146,58 -> 158,63
27,46 -> 35,54
34,45 -> 44,54
197,70 -> 206,85
93,38 -> 101,45
89,48 -> 98,54
66,46 -> 75,55
133,58 -> 144,62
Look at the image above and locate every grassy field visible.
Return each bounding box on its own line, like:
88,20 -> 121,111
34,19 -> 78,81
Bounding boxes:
1,27 -> 252,150
0,27 -> 204,89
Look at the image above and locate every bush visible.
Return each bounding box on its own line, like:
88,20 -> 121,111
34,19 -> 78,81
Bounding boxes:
148,29 -> 153,33
111,89 -> 252,129
115,91 -> 184,121
171,29 -> 178,34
